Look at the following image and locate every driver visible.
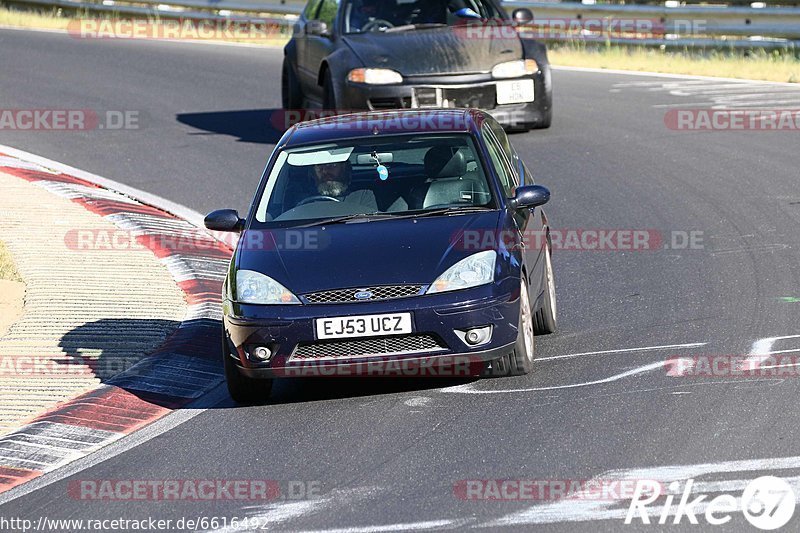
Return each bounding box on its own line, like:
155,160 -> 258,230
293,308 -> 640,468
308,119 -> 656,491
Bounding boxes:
308,161 -> 378,209
350,0 -> 390,31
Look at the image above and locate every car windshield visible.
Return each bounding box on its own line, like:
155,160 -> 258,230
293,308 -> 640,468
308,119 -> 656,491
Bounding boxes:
253,133 -> 495,227
343,0 -> 502,34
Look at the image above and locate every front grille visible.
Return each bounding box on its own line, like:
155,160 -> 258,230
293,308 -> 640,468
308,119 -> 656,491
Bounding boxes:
292,334 -> 447,360
303,285 -> 423,304
411,86 -> 497,110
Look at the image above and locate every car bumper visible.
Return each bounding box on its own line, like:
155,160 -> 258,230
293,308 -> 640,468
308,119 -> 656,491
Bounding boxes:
223,282 -> 520,378
341,71 -> 550,127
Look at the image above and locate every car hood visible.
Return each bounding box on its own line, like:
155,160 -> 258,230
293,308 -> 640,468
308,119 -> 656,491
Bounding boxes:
343,27 -> 522,76
235,211 -> 502,295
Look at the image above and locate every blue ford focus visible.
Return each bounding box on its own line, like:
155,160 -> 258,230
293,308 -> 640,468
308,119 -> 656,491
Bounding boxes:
205,109 -> 557,403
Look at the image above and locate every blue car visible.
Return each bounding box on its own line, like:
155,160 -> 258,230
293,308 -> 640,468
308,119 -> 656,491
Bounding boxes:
205,109 -> 557,403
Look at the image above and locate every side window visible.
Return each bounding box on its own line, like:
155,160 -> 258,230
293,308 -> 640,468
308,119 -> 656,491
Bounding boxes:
488,121 -> 521,187
317,0 -> 339,26
488,122 -> 514,167
511,145 -> 534,186
482,125 -> 516,197
304,0 -> 323,19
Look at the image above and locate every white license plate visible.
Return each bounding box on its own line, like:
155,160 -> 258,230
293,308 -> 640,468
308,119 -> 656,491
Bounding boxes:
316,313 -> 413,340
496,79 -> 536,105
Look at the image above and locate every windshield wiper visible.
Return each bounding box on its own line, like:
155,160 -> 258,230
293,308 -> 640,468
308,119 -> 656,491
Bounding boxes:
295,213 -> 390,228
385,23 -> 448,33
389,206 -> 495,220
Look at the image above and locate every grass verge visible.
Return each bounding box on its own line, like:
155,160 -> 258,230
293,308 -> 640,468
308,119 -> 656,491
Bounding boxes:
0,240 -> 21,282
549,45 -> 800,83
0,5 -> 72,31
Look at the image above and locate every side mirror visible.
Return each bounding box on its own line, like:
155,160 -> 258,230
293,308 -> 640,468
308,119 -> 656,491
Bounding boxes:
204,209 -> 244,232
512,8 -> 534,25
306,20 -> 331,37
509,185 -> 550,210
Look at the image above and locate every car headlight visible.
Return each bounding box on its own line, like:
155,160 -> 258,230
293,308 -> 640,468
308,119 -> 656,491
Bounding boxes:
235,270 -> 300,305
427,251 -> 497,294
491,59 -> 539,79
347,68 -> 403,85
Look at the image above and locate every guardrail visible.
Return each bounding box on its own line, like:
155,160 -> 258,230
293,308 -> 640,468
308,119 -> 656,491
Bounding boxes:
2,0 -> 799,50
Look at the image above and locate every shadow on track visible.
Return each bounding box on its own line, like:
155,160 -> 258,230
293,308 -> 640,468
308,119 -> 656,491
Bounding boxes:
267,376 -> 476,405
176,109 -> 285,144
59,318 -> 476,408
59,318 -> 182,381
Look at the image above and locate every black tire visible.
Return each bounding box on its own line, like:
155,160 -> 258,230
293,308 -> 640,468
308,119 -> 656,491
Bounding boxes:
223,335 -> 273,404
485,278 -> 535,377
282,59 -> 304,110
322,69 -> 337,111
534,244 -> 558,335
533,107 -> 553,129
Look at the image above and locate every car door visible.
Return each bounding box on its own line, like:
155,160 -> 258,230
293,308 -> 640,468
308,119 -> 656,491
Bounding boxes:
296,0 -> 324,94
304,0 -> 340,101
482,120 -> 541,287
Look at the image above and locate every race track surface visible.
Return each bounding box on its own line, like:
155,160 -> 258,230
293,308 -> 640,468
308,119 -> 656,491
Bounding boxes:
2,28 -> 800,531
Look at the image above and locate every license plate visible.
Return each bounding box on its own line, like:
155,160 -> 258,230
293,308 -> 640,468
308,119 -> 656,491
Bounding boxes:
316,313 -> 413,340
496,79 -> 535,105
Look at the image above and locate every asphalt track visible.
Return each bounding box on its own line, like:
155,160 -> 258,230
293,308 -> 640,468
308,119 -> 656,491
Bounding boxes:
2,27 -> 800,531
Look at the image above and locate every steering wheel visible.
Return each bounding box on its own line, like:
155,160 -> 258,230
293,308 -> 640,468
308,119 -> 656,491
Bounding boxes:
296,195 -> 341,207
362,19 -> 395,31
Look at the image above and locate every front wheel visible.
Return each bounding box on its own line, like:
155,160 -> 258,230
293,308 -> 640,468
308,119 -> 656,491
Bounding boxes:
485,278 -> 535,377
534,244 -> 557,335
223,336 -> 273,404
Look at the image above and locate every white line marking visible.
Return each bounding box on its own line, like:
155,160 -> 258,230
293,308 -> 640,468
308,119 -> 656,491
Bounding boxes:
441,361 -> 666,394
746,335 -> 800,369
756,362 -> 800,371
750,335 -> 800,356
553,65 -> 800,87
537,342 -> 706,362
294,519 -> 463,533
404,397 -> 431,407
488,455 -> 800,527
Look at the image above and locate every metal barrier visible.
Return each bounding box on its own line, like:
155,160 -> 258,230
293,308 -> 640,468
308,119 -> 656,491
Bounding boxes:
2,0 -> 799,49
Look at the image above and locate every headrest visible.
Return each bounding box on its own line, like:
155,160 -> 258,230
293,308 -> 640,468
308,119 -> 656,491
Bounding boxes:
424,146 -> 467,179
